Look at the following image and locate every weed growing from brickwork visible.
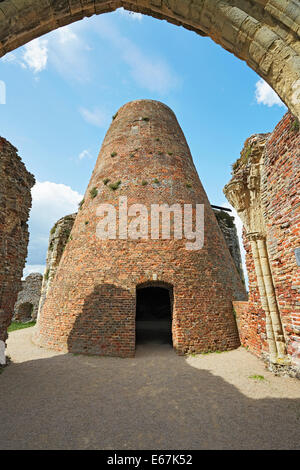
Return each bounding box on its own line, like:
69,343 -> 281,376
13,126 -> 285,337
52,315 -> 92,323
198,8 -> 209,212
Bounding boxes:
290,118 -> 299,133
90,187 -> 98,199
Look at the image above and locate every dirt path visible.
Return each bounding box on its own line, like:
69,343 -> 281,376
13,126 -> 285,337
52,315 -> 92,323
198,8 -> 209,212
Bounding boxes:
0,327 -> 299,450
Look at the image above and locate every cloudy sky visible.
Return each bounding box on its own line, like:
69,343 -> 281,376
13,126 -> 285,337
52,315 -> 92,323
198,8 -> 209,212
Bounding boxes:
0,8 -> 286,279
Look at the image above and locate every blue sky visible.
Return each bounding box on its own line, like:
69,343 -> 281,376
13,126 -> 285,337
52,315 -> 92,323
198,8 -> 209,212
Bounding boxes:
0,8 -> 286,278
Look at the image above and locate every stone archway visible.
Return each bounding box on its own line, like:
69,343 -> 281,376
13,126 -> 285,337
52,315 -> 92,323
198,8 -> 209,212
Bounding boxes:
0,1 -> 299,119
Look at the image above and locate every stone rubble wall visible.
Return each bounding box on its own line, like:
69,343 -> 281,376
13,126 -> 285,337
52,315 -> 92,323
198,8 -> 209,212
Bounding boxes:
37,213 -> 76,321
225,112 -> 300,377
13,273 -> 43,322
34,99 -> 247,357
0,137 -> 35,345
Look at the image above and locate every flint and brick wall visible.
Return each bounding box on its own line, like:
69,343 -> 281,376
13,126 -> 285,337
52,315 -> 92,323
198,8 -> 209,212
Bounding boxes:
34,100 -> 247,357
213,209 -> 245,284
13,273 -> 43,322
226,113 -> 300,375
0,137 -> 35,342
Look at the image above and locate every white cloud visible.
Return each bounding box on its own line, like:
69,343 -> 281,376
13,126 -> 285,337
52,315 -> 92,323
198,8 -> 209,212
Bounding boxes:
255,79 -> 285,108
27,181 -> 82,267
79,149 -> 93,160
23,265 -> 46,279
117,7 -> 143,21
23,38 -> 48,73
80,107 -> 110,128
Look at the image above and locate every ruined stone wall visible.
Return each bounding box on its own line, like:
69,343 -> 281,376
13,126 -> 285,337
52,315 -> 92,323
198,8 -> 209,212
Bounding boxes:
34,99 -> 247,357
37,213 -> 76,319
0,1 -> 299,119
225,112 -> 300,376
13,273 -> 43,322
213,209 -> 245,284
0,137 -> 35,344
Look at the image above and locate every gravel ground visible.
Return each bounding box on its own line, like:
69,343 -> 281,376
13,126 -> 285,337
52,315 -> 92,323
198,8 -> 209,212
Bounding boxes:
0,327 -> 299,450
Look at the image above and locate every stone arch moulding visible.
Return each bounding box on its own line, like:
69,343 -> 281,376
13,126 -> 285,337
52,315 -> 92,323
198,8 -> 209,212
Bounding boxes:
0,1 -> 299,119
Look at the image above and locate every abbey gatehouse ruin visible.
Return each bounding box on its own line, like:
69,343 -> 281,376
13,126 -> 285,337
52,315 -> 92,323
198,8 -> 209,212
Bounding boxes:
34,100 -> 247,357
0,138 -> 35,351
224,112 -> 300,377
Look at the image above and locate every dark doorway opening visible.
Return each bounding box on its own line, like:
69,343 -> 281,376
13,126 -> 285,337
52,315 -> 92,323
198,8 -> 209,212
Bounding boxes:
136,285 -> 173,347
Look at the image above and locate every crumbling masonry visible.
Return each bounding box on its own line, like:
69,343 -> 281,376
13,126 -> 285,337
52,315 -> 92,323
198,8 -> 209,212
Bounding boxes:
224,112 -> 300,377
37,213 -> 76,319
38,208 -> 244,319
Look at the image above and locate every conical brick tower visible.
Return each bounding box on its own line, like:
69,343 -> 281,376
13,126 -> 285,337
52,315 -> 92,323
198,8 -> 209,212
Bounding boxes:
34,100 -> 246,357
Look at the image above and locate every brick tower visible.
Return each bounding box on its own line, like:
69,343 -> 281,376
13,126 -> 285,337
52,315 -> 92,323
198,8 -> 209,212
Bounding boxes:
34,100 -> 247,357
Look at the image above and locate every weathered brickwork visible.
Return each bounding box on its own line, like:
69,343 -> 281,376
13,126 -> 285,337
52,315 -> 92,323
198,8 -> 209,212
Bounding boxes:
0,138 -> 35,343
213,209 -> 245,284
37,213 -> 76,320
0,1 -> 299,120
13,273 -> 42,322
225,112 -> 300,376
34,100 -> 247,357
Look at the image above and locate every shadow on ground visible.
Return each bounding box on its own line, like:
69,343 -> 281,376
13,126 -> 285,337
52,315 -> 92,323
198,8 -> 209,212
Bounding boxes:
0,338 -> 299,450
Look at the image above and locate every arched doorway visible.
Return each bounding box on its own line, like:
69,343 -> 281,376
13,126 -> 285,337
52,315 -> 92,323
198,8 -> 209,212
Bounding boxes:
136,283 -> 173,348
